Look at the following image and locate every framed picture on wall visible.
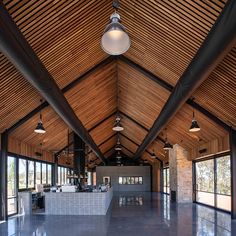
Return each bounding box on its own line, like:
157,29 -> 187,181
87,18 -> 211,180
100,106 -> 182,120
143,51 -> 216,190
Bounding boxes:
103,176 -> 110,185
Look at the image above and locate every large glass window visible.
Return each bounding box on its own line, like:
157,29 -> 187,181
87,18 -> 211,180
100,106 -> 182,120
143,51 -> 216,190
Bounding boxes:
163,168 -> 170,194
18,159 -> 27,189
7,156 -> 17,215
47,164 -> 52,185
195,154 -> 231,211
36,162 -> 41,185
216,156 -> 231,211
28,160 -> 35,188
42,163 -> 47,184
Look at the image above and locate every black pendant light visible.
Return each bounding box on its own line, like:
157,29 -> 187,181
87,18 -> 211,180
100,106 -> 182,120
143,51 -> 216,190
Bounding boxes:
151,150 -> 156,159
163,130 -> 172,150
189,110 -> 201,132
101,0 -> 130,55
115,134 -> 122,151
34,99 -> 46,134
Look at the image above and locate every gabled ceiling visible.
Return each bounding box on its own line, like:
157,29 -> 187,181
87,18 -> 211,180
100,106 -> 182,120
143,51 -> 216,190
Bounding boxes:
0,0 -> 234,166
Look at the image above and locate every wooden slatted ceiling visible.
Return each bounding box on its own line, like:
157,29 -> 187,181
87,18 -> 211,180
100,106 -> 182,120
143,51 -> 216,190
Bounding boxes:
118,60 -> 170,129
119,115 -> 147,146
10,106 -> 68,152
10,61 -> 117,154
0,0 -> 110,133
194,47 -> 236,129
162,103 -> 228,151
121,0 -> 226,86
1,0 -> 234,165
120,135 -> 138,154
99,135 -> 116,154
65,61 -> 117,130
90,115 -> 116,147
3,0 -> 110,88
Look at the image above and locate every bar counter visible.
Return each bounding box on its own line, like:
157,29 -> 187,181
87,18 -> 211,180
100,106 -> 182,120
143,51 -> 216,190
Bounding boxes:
45,187 -> 113,215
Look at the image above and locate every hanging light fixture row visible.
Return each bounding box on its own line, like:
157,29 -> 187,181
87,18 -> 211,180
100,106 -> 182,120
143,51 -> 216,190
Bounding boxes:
101,0 -> 130,55
34,99 -> 46,134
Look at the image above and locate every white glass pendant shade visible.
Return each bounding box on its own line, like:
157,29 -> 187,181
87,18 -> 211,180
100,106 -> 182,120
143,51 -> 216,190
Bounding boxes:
101,13 -> 130,55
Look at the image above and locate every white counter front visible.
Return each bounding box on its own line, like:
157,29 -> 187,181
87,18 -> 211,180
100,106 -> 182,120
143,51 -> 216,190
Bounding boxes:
45,188 -> 113,215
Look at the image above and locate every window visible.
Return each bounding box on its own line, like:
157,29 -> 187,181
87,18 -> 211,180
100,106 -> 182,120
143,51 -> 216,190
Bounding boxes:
57,166 -> 68,185
7,156 -> 17,215
28,160 -> 35,188
36,162 -> 41,185
57,167 -> 61,185
216,156 -> 231,211
18,159 -> 27,189
118,176 -> 143,185
194,154 -> 231,212
47,164 -> 52,185
42,163 -> 47,184
163,168 -> 170,194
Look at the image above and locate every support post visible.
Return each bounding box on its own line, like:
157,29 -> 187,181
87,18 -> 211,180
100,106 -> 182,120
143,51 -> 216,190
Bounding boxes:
0,131 -> 8,221
73,133 -> 85,184
230,128 -> 236,219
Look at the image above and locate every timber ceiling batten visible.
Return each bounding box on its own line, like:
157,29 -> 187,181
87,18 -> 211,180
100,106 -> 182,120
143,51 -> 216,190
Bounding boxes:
120,0 -> 226,86
0,2 -> 106,164
133,0 -> 236,160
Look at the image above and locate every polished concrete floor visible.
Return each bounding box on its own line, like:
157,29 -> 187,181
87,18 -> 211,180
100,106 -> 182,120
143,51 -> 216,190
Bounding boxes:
0,192 -> 235,236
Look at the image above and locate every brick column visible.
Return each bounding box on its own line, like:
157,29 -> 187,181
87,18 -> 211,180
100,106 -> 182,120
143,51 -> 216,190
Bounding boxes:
169,144 -> 192,203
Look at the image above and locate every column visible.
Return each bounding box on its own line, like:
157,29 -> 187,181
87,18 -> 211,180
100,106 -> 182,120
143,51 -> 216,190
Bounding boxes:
0,131 -> 8,221
169,144 -> 192,203
230,128 -> 236,219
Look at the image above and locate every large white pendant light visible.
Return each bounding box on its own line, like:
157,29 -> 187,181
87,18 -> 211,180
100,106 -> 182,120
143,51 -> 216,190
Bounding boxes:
34,100 -> 46,134
101,1 -> 130,55
113,116 -> 124,131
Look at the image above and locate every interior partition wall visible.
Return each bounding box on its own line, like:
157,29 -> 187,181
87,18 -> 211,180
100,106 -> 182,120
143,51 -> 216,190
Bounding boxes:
194,153 -> 231,212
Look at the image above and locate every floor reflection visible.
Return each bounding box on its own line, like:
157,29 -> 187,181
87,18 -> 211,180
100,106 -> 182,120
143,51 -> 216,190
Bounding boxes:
118,195 -> 143,206
0,192 -> 235,236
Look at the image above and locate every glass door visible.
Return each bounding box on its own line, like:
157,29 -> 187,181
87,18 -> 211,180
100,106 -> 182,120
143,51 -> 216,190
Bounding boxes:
195,159 -> 215,206
7,156 -> 17,216
195,155 -> 231,212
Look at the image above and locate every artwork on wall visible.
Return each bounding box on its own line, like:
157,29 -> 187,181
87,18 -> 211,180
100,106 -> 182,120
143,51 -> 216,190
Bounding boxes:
103,176 -> 111,185
118,176 -> 143,185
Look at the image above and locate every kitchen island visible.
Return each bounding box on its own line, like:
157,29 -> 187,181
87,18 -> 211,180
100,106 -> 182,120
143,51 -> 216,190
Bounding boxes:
45,187 -> 113,215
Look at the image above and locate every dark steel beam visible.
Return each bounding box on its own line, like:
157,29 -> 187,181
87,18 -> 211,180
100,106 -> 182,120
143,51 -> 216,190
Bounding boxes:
119,56 -> 230,131
230,128 -> 236,219
0,132 -> 8,221
52,155 -> 58,186
134,0 -> 236,159
0,3 -> 106,164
